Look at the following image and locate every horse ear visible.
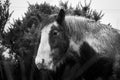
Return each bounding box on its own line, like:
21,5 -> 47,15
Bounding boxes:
56,9 -> 65,25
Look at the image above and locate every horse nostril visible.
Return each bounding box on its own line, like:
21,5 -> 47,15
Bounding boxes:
36,59 -> 45,69
42,59 -> 44,64
36,63 -> 43,69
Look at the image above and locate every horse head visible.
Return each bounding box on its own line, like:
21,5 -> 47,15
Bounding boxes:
35,9 -> 72,70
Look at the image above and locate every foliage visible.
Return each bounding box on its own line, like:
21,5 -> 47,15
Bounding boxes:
0,0 -> 13,61
0,0 -> 12,38
59,0 -> 104,21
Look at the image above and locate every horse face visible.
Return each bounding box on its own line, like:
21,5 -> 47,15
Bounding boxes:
35,21 -> 69,70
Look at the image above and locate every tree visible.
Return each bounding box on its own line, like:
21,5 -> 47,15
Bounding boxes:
0,0 -> 15,80
60,0 -> 104,21
0,0 -> 13,38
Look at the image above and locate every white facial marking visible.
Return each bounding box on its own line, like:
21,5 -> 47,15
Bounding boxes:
35,22 -> 58,69
35,24 -> 52,68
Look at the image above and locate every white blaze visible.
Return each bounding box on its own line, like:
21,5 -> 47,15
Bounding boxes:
35,22 -> 58,69
35,25 -> 52,66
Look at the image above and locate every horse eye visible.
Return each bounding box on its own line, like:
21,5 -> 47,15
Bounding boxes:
53,30 -> 59,36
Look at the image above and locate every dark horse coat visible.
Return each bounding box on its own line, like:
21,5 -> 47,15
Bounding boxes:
35,9 -> 120,80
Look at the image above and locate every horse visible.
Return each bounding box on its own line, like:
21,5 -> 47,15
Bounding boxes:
35,9 -> 120,80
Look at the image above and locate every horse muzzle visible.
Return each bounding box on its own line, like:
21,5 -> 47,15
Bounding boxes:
35,58 -> 54,70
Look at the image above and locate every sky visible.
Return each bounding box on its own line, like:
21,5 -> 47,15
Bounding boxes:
8,0 -> 120,29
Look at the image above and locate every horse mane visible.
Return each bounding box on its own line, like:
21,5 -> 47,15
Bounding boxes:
64,15 -> 96,40
64,15 -> 120,55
